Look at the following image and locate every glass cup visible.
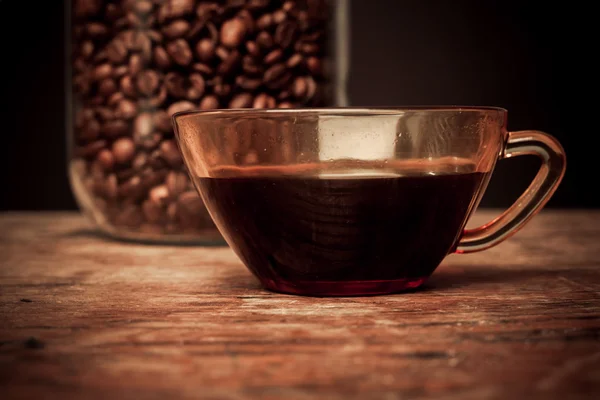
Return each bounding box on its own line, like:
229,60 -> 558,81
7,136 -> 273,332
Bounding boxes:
173,107 -> 566,296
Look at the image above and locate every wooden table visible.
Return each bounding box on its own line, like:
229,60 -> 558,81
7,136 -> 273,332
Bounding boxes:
1,211 -> 599,399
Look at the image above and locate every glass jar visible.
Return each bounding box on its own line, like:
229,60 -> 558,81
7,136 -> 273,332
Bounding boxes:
66,0 -> 349,244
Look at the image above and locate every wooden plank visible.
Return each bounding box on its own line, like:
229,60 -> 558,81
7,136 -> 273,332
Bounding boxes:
1,211 -> 599,399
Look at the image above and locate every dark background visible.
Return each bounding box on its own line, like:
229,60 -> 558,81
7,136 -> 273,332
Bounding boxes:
0,0 -> 595,210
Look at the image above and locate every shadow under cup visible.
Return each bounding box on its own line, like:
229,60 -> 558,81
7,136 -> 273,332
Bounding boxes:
173,108 -> 566,296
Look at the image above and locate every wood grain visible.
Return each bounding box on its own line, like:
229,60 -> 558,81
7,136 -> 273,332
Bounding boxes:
1,211 -> 600,399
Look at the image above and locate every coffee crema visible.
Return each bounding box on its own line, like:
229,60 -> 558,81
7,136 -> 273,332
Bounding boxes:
196,161 -> 487,296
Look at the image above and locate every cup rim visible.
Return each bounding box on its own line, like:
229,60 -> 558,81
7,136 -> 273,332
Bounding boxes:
172,106 -> 508,120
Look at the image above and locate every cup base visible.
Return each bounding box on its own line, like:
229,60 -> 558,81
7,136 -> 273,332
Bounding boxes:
261,277 -> 429,297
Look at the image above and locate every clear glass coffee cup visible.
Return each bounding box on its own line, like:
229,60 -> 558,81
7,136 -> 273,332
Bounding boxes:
173,107 -> 566,296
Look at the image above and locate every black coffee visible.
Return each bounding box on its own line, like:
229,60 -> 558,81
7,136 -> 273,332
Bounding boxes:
198,166 -> 486,295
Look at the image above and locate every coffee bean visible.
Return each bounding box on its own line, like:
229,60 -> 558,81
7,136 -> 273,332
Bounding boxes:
76,139 -> 106,158
142,199 -> 164,223
80,118 -> 101,141
154,46 -> 172,69
199,95 -> 220,109
94,64 -> 112,81
108,92 -> 125,107
71,0 -> 334,238
217,51 -> 241,76
120,75 -> 136,97
158,0 -> 195,24
138,133 -> 162,150
104,174 -> 119,200
256,13 -> 273,30
236,76 -> 262,90
253,93 -> 276,109
177,191 -> 206,229
256,31 -> 273,49
220,18 -> 247,48
195,39 -> 215,62
286,53 -> 303,68
112,137 -> 136,164
274,21 -> 298,48
292,76 -> 307,99
136,70 -> 161,96
95,150 -> 114,172
187,73 -> 206,100
306,56 -> 322,76
192,63 -> 214,76
263,63 -> 286,84
162,20 -> 190,39
167,100 -> 196,117
115,99 -> 137,120
166,171 -> 189,198
133,1 -> 154,15
273,9 -> 286,24
134,112 -> 154,139
264,49 -> 283,65
229,93 -> 253,108
132,152 -> 149,170
118,175 -> 145,200
149,184 -> 170,206
159,140 -> 183,167
103,120 -> 129,138
114,204 -> 144,228
152,111 -> 172,133
167,39 -> 193,66
106,39 -> 128,63
113,65 -> 129,78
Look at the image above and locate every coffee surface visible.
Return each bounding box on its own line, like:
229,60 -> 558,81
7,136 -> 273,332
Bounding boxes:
197,163 -> 487,292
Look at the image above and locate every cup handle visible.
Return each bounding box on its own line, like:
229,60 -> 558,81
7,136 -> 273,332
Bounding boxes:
456,130 -> 566,254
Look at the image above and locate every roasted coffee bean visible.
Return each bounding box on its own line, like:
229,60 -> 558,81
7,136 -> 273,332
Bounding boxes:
162,20 -> 190,39
236,76 -> 262,91
286,53 -> 303,69
256,31 -> 273,49
220,18 -> 247,48
217,51 -> 241,76
142,199 -> 164,223
102,120 -> 129,138
160,140 -> 183,167
166,171 -> 189,199
96,149 -> 115,171
112,137 -> 136,164
115,99 -> 137,120
76,140 -> 106,158
264,49 -> 283,65
167,39 -> 193,66
192,62 -> 214,76
158,0 -> 195,24
71,0 -> 333,238
136,70 -> 161,96
274,21 -> 298,48
93,64 -> 112,81
199,95 -> 220,109
167,100 -> 196,117
263,63 -> 286,84
253,93 -> 276,109
256,13 -> 273,30
80,119 -> 101,141
195,39 -> 215,62
154,46 -> 172,69
128,54 -> 143,76
229,93 -> 253,108
153,111 -> 172,133
114,204 -> 144,228
187,73 -> 206,100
